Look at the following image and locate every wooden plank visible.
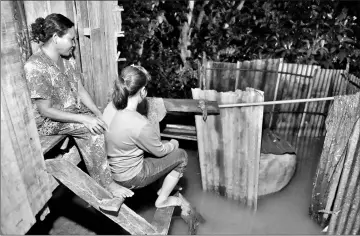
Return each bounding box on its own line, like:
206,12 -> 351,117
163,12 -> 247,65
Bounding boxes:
246,88 -> 263,210
160,133 -> 197,141
103,1 -> 118,106
49,1 -> 67,16
209,91 -> 220,193
99,1 -> 111,109
163,98 -> 219,115
46,159 -> 157,235
89,28 -> 103,107
40,135 -> 67,154
1,0 -> 52,218
23,1 -> 50,53
87,1 -> 103,107
161,124 -> 197,141
1,102 -> 36,235
75,1 -> 94,98
63,1 -> 82,68
191,89 -> 212,191
151,205 -> 176,235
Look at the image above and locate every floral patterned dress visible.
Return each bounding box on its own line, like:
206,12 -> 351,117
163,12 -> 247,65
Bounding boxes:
24,48 -> 112,188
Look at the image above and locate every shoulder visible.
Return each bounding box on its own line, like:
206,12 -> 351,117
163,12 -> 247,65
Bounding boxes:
24,50 -> 48,72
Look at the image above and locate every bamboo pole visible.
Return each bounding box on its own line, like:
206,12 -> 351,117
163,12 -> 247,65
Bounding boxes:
218,96 -> 335,108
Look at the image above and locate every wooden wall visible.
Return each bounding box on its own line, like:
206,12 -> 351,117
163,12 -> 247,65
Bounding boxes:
192,88 -> 264,210
1,1 -> 52,234
75,1 -> 124,109
1,1 -> 124,234
23,1 -> 81,67
23,1 -> 123,109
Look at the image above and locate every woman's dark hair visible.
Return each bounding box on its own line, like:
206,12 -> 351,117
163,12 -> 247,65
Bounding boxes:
30,13 -> 74,43
112,65 -> 151,110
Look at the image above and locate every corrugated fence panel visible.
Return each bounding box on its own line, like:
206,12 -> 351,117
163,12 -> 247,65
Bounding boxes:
201,58 -> 360,140
205,61 -> 238,92
203,58 -> 281,128
346,74 -> 360,95
192,88 -> 263,209
271,63 -> 317,144
329,118 -> 360,234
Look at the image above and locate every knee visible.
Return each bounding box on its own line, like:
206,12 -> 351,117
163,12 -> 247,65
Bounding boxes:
177,148 -> 188,167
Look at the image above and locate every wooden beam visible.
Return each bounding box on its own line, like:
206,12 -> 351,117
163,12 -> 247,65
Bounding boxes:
45,159 -> 157,235
151,204 -> 176,235
161,124 -> 197,141
40,135 -> 67,154
163,98 -> 220,115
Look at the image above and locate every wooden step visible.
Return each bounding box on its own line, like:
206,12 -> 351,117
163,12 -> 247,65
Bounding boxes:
45,159 -> 157,235
40,135 -> 67,154
161,124 -> 197,141
151,192 -> 179,235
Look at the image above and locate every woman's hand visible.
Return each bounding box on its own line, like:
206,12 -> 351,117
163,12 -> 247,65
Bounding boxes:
81,115 -> 108,135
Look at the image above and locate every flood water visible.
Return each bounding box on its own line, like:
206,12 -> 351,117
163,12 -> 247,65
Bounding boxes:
27,136 -> 324,235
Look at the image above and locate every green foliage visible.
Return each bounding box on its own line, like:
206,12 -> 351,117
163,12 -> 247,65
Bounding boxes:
118,0 -> 360,98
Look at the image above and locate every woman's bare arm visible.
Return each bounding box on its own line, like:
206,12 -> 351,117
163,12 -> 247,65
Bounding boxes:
78,81 -> 103,117
35,99 -> 107,135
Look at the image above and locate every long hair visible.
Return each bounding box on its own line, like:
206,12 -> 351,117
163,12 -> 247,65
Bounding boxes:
30,13 -> 74,44
112,65 -> 151,110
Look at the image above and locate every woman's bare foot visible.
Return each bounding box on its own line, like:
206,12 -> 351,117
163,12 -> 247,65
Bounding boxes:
108,181 -> 134,198
178,193 -> 191,212
155,196 -> 182,208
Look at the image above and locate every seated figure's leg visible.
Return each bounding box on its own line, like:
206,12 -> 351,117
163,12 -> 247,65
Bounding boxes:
116,148 -> 188,208
39,117 -> 112,189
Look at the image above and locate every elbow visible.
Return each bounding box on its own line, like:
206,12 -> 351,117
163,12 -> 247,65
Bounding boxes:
38,107 -> 52,118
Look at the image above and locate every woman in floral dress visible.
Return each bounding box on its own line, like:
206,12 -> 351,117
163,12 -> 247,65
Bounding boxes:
24,13 -> 133,198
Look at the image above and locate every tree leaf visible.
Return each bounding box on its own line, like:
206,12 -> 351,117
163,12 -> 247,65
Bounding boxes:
338,50 -> 347,62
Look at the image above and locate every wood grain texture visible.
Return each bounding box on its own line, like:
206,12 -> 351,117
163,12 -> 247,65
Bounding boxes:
46,159 -> 157,235
151,205 -> 176,235
40,135 -> 66,154
1,102 -> 36,235
163,98 -> 219,115
1,1 -> 52,233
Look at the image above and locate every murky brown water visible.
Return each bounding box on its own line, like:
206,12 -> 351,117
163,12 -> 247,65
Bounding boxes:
27,136 -> 324,235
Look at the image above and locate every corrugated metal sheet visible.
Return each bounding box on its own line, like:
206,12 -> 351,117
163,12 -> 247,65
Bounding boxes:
346,74 -> 360,95
200,59 -> 360,141
200,58 -> 281,129
270,62 -> 318,145
309,92 -> 360,235
191,88 -> 264,210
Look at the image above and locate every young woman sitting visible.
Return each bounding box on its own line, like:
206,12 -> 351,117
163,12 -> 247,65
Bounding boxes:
103,65 -> 189,208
